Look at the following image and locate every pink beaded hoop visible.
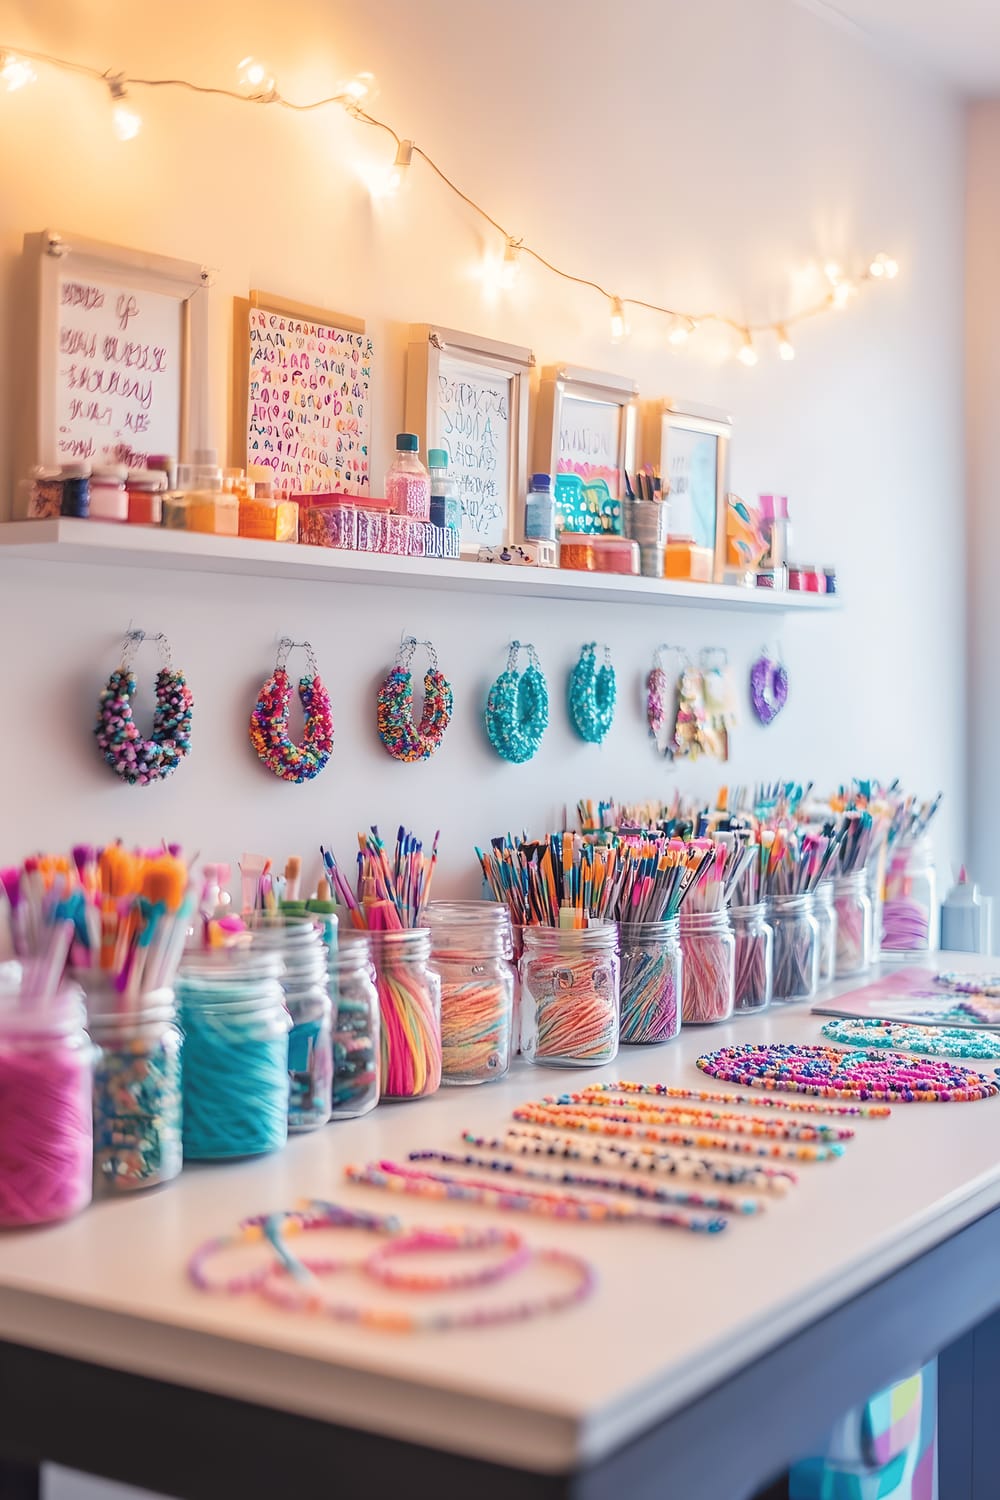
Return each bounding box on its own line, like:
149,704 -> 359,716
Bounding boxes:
364,1226 -> 530,1291
376,636 -> 453,762
249,637 -> 334,783
95,629 -> 193,786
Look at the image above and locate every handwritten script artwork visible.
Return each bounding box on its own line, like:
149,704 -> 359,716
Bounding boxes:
557,394 -> 622,496
436,355 -> 511,547
666,424 -> 719,549
56,277 -> 182,467
247,309 -> 373,494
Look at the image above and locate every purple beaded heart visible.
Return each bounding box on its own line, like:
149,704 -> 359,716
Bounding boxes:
750,655 -> 788,725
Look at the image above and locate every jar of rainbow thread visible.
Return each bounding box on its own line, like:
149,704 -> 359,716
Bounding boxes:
729,904 -> 773,1015
328,933 -> 380,1119
813,882 -> 838,986
767,893 -> 820,1003
833,870 -> 874,977
243,916 -> 332,1131
618,919 -> 682,1044
88,989 -> 183,1194
176,950 -> 290,1160
370,928 -> 442,1100
520,922 -> 620,1067
427,902 -> 515,1084
679,909 -> 736,1025
0,980 -> 94,1227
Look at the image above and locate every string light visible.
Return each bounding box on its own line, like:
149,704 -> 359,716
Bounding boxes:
0,51 -> 35,91
0,40 -> 899,363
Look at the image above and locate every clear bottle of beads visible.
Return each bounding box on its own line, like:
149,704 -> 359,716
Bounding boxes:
679,909 -> 736,1024
730,903 -> 773,1014
0,981 -> 94,1226
618,918 -> 682,1044
385,433 -> 431,520
882,836 -> 937,952
88,989 -> 182,1194
427,902 -> 515,1084
767,893 -> 820,1003
833,870 -> 874,977
243,916 -> 332,1131
813,883 -> 838,987
520,923 -> 620,1067
176,950 -> 290,1160
329,933 -> 380,1119
369,928 -> 442,1099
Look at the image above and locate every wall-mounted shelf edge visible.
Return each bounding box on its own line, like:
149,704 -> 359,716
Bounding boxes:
0,520 -> 841,613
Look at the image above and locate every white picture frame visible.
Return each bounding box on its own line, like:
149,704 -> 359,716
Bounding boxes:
642,398 -> 732,582
534,365 -> 638,507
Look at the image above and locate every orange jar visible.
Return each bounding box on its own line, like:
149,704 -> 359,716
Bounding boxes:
665,539 -> 713,582
559,531 -> 598,571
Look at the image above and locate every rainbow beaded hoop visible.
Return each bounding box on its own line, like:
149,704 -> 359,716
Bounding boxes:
820,1017 -> 1000,1061
568,642 -> 616,744
647,645 -> 684,758
485,640 -> 549,764
249,638 -> 334,783
95,629 -> 193,786
377,636 -> 453,762
698,1042 -> 1000,1102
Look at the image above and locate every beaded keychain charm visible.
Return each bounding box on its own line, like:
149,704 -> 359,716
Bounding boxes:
95,629 -> 193,786
377,636 -> 453,762
568,642 -> 616,744
485,640 -> 549,763
249,637 -> 334,783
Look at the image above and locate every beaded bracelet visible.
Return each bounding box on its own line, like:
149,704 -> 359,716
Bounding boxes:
530,1097 -> 853,1143
249,638 -> 334,782
511,1104 -> 844,1162
95,629 -> 193,786
485,640 -> 549,764
820,1018 -> 1000,1061
578,1079 -> 892,1120
377,636 -> 453,762
697,1043 -> 1000,1103
365,1226 -> 530,1290
568,642 -> 616,744
187,1202 -> 401,1292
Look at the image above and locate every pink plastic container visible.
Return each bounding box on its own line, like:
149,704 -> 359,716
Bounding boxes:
297,494 -> 360,550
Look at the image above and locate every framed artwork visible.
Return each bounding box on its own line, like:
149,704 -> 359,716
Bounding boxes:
534,365 -> 638,505
405,323 -> 532,554
14,228 -> 210,514
232,291 -> 373,495
643,399 -> 732,582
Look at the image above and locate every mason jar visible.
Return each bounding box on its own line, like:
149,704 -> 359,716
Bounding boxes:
89,990 -> 183,1193
427,902 -> 515,1084
730,903 -> 773,1014
370,928 -> 442,1100
833,870 -> 874,977
768,893 -> 820,1003
244,916 -> 332,1130
329,933 -> 380,1120
679,909 -> 736,1024
882,836 -> 937,952
520,922 -> 620,1067
618,918 -> 682,1044
813,883 -> 838,986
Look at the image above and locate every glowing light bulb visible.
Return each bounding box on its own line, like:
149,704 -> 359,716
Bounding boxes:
737,332 -> 758,367
668,317 -> 695,346
0,52 -> 36,91
869,256 -> 885,278
500,239 -> 521,289
609,296 -> 627,341
832,281 -> 853,308
107,77 -> 141,140
237,56 -> 275,96
344,71 -> 374,100
776,326 -> 795,361
824,261 -> 842,285
883,257 -> 899,279
379,138 -> 413,196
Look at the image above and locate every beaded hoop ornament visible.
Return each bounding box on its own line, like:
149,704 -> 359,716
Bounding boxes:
568,642 -> 616,744
647,645 -> 685,758
698,1042 -> 1000,1102
750,648 -> 789,726
249,638 -> 334,783
485,640 -> 549,763
820,1018 -> 1000,1061
95,629 -> 193,786
377,636 -> 453,762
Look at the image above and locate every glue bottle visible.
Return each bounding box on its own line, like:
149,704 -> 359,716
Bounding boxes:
940,867 -> 993,955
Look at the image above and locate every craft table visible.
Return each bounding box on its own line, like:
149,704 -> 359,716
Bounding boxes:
1,959 -> 999,1500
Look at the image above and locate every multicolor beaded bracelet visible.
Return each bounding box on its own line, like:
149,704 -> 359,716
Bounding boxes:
820,1018 -> 1000,1061
572,1079 -> 892,1119
365,1225 -> 530,1290
95,629 -> 193,786
377,636 -> 453,762
249,638 -> 334,783
511,1103 -> 845,1162
484,640 -> 549,764
567,642 -> 616,744
187,1202 -> 401,1292
531,1097 -> 854,1143
697,1042 -> 1000,1102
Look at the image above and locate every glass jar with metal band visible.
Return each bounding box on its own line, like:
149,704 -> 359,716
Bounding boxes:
767,893 -> 820,1003
520,922 -> 620,1067
427,902 -> 515,1084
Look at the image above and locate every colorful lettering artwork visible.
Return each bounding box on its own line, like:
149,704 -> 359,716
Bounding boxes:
247,309 -> 373,494
557,394 -> 621,496
437,356 -> 511,548
56,277 -> 182,467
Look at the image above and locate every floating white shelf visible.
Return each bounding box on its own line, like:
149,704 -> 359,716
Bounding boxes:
0,519 -> 840,612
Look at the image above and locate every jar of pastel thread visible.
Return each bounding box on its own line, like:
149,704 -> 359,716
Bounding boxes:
617,918 -> 682,1044
679,909 -> 736,1025
0,979 -> 95,1227
176,950 -> 290,1160
882,835 -> 936,952
813,882 -> 838,986
767,892 -> 820,1003
730,903 -> 773,1015
328,933 -> 380,1119
243,916 -> 332,1131
369,927 -> 442,1100
520,922 -> 620,1067
833,870 -> 874,977
427,902 -> 515,1084
88,990 -> 183,1194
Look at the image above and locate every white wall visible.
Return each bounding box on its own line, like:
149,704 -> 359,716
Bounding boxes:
0,0 -> 966,897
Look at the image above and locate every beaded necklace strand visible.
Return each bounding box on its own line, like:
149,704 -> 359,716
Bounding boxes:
573,1080 -> 892,1119
530,1097 -> 853,1143
512,1104 -> 844,1162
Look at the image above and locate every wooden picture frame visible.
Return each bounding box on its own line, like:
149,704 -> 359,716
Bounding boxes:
642,399 -> 732,583
13,228 -> 210,515
534,365 -> 638,507
232,290 -> 372,496
405,323 -> 532,554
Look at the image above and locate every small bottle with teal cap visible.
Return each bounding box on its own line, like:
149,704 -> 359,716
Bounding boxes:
385,433 -> 431,520
427,450 -> 462,531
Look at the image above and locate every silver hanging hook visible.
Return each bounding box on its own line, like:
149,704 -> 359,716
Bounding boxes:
276,637 -> 320,677
121,629 -> 171,670
398,636 -> 438,673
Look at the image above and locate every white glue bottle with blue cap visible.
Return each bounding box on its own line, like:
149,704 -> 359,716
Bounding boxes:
940,867 -> 993,954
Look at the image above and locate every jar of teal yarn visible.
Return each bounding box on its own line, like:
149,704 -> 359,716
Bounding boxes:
177,951 -> 290,1161
243,916 -> 332,1131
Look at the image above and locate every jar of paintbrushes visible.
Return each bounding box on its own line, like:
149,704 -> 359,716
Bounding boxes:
813,882 -> 838,986
759,828 -> 835,1003
829,809 -> 877,976
678,838 -> 751,1024
728,841 -> 773,1014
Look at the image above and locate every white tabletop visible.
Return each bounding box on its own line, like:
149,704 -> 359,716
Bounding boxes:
0,958 -> 998,1474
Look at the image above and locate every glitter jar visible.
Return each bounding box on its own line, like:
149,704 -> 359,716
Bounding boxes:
679,909 -> 735,1025
520,923 -> 620,1068
0,982 -> 94,1227
730,903 -> 773,1014
60,462 -> 91,518
427,902 -> 515,1085
385,433 -> 431,520
177,950 -> 290,1160
328,934 -> 380,1119
369,928 -> 442,1100
767,893 -> 820,1003
243,916 -> 332,1131
88,992 -> 183,1194
833,870 -> 874,977
813,882 -> 838,986
22,465 -> 64,518
617,918 -> 682,1044
558,532 -> 598,571
882,836 -> 936,952
298,496 -> 359,549
89,464 -> 129,522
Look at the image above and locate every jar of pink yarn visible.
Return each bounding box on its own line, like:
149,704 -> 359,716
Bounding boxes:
0,981 -> 95,1226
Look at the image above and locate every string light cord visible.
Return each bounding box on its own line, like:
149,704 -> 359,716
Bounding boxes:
0,42 -> 899,359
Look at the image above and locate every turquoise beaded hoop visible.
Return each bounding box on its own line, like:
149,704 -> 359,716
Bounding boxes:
485,641 -> 549,764
95,629 -> 193,786
568,642 -> 616,744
